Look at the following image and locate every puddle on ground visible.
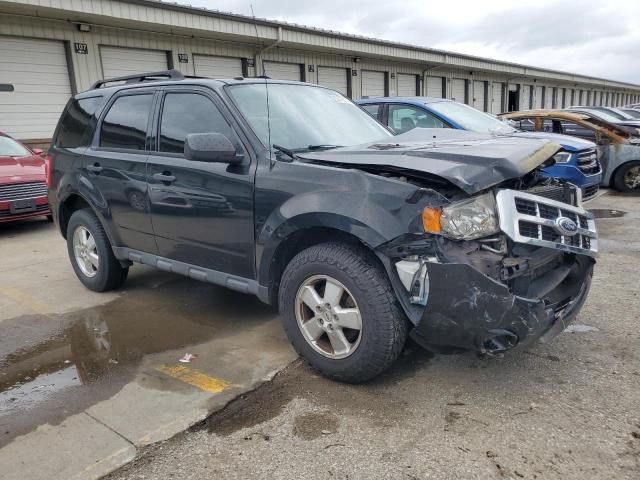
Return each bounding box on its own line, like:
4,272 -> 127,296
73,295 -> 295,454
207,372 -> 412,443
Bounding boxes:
0,278 -> 275,446
589,208 -> 627,218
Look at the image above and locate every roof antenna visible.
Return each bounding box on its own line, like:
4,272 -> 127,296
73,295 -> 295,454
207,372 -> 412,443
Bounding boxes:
250,4 -> 273,161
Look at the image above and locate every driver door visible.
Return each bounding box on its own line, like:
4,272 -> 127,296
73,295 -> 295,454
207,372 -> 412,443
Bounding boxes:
146,88 -> 256,279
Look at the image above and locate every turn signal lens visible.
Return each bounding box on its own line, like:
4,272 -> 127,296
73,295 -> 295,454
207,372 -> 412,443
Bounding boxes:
45,154 -> 53,189
422,207 -> 442,234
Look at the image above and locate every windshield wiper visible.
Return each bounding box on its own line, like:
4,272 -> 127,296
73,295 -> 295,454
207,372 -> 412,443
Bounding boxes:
303,144 -> 343,151
272,144 -> 296,159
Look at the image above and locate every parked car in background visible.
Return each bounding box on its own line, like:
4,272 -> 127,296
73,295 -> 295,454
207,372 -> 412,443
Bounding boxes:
500,110 -> 640,192
48,71 -> 597,382
619,108 -> 640,119
566,106 -> 640,128
357,97 -> 602,199
0,132 -> 51,223
568,106 -> 637,121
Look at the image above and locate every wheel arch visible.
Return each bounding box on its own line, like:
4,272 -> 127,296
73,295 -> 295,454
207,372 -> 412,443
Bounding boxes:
58,193 -> 112,243
260,222 -> 387,306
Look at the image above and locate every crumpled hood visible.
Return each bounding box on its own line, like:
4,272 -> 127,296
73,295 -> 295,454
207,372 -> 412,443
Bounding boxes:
297,128 -> 561,194
0,155 -> 45,181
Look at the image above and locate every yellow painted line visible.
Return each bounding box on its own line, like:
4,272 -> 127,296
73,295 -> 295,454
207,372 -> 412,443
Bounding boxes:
0,287 -> 51,316
155,365 -> 234,394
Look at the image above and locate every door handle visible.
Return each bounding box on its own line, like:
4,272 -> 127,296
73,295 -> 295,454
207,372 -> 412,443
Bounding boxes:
153,172 -> 176,183
86,163 -> 103,174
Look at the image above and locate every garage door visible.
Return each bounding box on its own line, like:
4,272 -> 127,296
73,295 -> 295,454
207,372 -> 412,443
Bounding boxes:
361,70 -> 385,98
263,62 -> 301,81
193,55 -> 242,78
317,67 -> 348,96
521,85 -> 532,110
397,74 -> 417,97
426,76 -> 444,98
101,46 -> 168,79
451,79 -> 467,104
490,83 -> 503,114
533,86 -> 543,109
0,37 -> 72,140
472,81 -> 486,111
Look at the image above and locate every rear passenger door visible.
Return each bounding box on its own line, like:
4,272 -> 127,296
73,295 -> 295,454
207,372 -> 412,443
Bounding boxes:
84,90 -> 157,253
146,87 -> 256,279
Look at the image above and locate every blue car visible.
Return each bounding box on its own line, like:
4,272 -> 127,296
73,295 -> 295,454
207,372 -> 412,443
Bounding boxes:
357,97 -> 602,200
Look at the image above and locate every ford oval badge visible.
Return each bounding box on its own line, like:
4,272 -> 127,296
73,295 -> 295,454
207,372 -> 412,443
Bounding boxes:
555,217 -> 578,236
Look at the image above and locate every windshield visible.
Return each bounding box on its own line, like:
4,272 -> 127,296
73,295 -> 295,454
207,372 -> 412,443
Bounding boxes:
427,101 -> 516,135
0,136 -> 30,157
579,109 -> 621,123
227,83 -> 392,151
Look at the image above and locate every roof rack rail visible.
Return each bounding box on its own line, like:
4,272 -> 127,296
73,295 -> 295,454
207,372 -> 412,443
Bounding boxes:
90,69 -> 185,90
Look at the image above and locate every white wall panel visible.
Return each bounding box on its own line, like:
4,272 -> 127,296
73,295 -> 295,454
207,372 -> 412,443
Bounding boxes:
317,66 -> 348,96
100,46 -> 168,78
0,36 -> 72,139
361,70 -> 385,98
194,55 -> 242,78
397,73 -> 417,96
451,79 -> 466,104
426,76 -> 444,98
263,61 -> 301,81
490,82 -> 503,114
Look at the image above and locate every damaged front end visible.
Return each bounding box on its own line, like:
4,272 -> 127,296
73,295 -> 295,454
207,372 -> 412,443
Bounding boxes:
379,183 -> 597,356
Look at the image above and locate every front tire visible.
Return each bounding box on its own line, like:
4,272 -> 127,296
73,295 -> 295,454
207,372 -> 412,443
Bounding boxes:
66,208 -> 128,292
279,242 -> 408,383
613,161 -> 640,192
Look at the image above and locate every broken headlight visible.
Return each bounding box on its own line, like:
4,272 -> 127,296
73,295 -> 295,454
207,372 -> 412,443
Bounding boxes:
423,192 -> 500,240
552,152 -> 572,163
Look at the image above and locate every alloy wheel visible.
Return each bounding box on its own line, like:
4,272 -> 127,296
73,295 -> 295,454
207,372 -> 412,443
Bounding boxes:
294,275 -> 363,359
624,165 -> 640,190
73,226 -> 99,278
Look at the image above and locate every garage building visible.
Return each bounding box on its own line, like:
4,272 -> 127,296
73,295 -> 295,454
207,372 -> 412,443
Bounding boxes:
1,0 -> 639,146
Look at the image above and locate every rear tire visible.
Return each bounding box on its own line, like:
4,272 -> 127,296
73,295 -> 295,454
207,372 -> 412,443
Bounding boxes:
279,242 -> 408,383
66,208 -> 128,292
612,161 -> 640,192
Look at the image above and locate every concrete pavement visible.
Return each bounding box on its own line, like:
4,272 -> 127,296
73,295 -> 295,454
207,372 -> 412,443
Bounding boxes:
0,220 -> 296,480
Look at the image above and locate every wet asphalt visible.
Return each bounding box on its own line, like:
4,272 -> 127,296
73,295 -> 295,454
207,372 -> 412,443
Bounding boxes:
109,191 -> 640,480
1,190 -> 639,479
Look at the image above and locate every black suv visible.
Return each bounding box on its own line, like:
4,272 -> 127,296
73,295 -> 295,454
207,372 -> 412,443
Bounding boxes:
48,70 -> 597,382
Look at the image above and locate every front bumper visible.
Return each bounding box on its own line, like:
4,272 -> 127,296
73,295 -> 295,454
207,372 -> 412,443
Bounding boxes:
0,196 -> 50,223
410,256 -> 594,354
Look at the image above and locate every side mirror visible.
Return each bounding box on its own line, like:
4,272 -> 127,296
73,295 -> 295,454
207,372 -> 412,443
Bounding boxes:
32,148 -> 44,156
184,133 -> 243,163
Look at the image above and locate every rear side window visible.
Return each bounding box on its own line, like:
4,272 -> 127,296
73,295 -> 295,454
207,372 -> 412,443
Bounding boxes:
100,94 -> 153,150
159,93 -> 233,154
55,97 -> 102,148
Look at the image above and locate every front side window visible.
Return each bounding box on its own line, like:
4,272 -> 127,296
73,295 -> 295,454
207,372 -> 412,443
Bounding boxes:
387,105 -> 446,133
0,136 -> 30,157
228,83 -> 391,151
56,97 -> 103,148
159,93 -> 234,154
100,94 -> 153,150
361,104 -> 380,119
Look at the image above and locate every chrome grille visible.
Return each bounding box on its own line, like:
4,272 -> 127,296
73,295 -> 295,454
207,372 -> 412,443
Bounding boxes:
497,189 -> 597,257
576,149 -> 601,175
0,182 -> 48,202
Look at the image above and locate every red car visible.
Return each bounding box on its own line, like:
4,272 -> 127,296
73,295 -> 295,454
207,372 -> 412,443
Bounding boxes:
0,132 -> 51,223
